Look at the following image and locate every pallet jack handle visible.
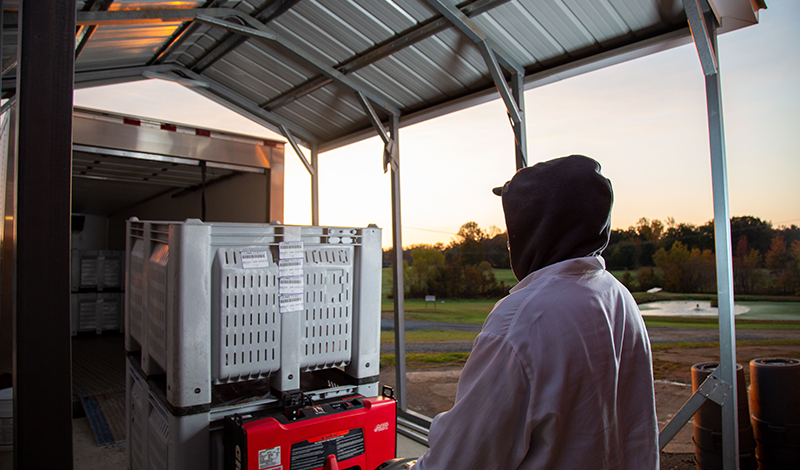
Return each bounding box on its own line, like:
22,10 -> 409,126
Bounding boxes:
324,454 -> 340,470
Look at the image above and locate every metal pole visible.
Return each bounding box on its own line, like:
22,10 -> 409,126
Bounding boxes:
683,0 -> 739,464
707,57 -> 740,470
311,142 -> 319,226
14,0 -> 75,468
511,71 -> 527,170
388,114 -> 408,411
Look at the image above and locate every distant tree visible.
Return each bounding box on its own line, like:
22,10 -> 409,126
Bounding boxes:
653,242 -> 716,293
636,267 -> 663,292
450,221 -> 487,266
621,269 -> 635,291
661,222 -> 699,252
636,217 -> 664,242
732,237 -> 762,294
765,235 -> 800,294
483,232 -> 510,269
404,245 -> 446,297
606,242 -> 638,270
695,221 -> 716,252
730,216 -> 773,255
639,241 -> 657,267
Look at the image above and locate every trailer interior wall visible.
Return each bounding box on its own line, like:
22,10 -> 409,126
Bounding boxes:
105,171 -> 271,250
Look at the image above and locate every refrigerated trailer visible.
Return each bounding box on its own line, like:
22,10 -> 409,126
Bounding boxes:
0,105 -> 286,376
70,106 -> 286,251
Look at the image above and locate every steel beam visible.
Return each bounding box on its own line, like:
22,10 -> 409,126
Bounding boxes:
75,8 -> 230,25
73,64 -> 172,89
74,0 -> 115,59
141,70 -> 209,88
189,0 -> 300,72
388,114 -> 408,411
685,0 -> 718,76
173,66 -> 318,146
423,0 -> 523,75
262,0 -> 512,112
196,13 -> 401,116
656,2 -> 739,468
477,41 -> 521,125
706,56 -> 740,470
659,370 -> 732,450
510,71 -> 527,169
696,3 -> 740,468
310,143 -> 319,226
148,0 -> 233,65
14,0 -> 75,467
355,92 -> 398,174
278,124 -> 315,177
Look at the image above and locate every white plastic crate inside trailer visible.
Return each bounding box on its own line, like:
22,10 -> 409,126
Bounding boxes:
71,292 -> 123,335
124,219 -> 382,409
70,249 -> 124,291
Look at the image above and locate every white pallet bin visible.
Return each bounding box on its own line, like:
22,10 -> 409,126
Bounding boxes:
71,249 -> 124,291
71,292 -> 123,335
124,219 -> 383,411
125,356 -> 377,470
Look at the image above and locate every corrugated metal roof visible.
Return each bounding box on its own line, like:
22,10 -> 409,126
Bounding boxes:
1,0 -> 761,150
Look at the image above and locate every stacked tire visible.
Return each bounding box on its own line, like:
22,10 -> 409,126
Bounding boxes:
749,358 -> 800,469
691,362 -> 758,470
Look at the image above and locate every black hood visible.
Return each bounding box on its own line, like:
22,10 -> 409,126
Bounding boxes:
498,155 -> 613,280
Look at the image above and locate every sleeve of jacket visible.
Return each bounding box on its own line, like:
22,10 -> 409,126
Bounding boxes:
413,333 -> 534,470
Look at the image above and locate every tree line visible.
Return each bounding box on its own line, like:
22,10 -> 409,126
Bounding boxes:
606,216 -> 800,294
385,216 -> 800,299
383,222 -> 510,299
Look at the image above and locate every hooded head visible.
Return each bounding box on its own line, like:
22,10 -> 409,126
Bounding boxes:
494,155 -> 613,280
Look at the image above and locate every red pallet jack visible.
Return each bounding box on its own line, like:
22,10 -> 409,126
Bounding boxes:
225,386 -> 417,470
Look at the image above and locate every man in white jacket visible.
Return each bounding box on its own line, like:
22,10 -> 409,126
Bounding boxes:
413,155 -> 659,470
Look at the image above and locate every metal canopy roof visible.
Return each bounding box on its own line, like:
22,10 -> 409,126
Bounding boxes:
1,0 -> 761,152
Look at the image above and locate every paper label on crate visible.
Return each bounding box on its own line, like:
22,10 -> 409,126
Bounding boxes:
240,250 -> 269,269
279,240 -> 304,259
279,258 -> 303,277
279,276 -> 303,294
279,294 -> 303,313
258,446 -> 281,469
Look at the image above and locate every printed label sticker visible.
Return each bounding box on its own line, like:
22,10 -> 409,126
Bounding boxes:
279,258 -> 303,277
279,276 -> 303,295
258,446 -> 281,469
241,250 -> 269,269
279,294 -> 303,313
279,241 -> 304,260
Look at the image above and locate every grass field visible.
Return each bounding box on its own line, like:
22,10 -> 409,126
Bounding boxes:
380,267 -> 800,328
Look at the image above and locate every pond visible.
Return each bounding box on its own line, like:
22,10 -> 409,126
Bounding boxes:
639,300 -> 800,321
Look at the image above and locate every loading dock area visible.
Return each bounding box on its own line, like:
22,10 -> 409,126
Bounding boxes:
0,1 -> 767,468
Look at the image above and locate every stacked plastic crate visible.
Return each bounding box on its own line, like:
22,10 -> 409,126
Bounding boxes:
70,249 -> 125,335
124,218 -> 383,470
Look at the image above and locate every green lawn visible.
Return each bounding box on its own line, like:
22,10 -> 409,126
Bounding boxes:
380,266 -> 800,329
381,330 -> 479,343
382,298 -> 497,323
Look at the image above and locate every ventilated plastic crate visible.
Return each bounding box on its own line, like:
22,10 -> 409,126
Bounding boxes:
71,292 -> 122,335
124,219 -> 382,410
71,249 -> 124,291
127,360 -> 149,470
125,354 -> 379,470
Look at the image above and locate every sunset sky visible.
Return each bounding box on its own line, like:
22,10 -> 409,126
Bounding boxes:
74,1 -> 800,248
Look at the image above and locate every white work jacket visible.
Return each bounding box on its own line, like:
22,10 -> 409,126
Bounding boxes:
414,256 -> 658,470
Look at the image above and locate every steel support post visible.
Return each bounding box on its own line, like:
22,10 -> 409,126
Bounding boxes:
388,114 -> 408,411
686,0 -> 739,466
310,143 -> 319,226
511,71 -> 527,170
13,0 -> 75,468
706,61 -> 740,470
